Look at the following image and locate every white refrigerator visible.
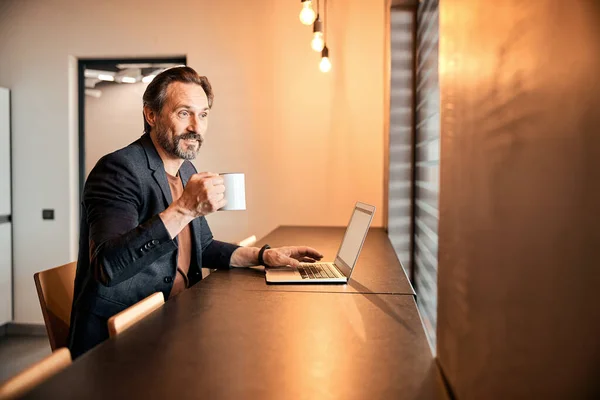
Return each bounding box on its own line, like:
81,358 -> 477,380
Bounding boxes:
0,87 -> 12,325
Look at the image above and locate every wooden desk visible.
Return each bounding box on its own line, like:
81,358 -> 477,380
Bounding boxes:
22,227 -> 446,399
24,289 -> 448,400
202,227 -> 416,295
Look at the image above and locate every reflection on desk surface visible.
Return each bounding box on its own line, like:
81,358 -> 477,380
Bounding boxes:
23,290 -> 448,400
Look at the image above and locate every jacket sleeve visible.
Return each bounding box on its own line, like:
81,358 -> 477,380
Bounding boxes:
85,155 -> 176,287
199,217 -> 240,269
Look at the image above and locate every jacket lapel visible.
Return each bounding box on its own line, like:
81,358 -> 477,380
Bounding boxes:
140,133 -> 173,206
153,170 -> 173,205
141,134 -> 203,268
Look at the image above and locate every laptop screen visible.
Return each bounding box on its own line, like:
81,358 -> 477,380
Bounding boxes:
336,203 -> 375,275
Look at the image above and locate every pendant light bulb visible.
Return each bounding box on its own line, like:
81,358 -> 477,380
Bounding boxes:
311,18 -> 325,52
319,46 -> 331,73
312,32 -> 325,52
299,0 -> 317,26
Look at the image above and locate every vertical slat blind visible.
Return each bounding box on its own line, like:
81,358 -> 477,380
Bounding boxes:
387,8 -> 415,276
415,0 -> 440,350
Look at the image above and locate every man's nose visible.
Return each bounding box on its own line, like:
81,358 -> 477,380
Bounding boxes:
187,114 -> 199,131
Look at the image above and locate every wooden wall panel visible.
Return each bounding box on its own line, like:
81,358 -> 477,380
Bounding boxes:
437,1 -> 600,398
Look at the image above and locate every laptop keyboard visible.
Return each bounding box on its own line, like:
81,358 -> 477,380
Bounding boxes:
297,263 -> 338,279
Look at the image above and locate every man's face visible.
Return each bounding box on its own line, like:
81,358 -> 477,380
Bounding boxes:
153,82 -> 210,160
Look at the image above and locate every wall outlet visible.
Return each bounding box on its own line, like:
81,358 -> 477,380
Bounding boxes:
42,209 -> 54,220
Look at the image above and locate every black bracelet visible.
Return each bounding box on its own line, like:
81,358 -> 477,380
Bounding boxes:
258,244 -> 271,267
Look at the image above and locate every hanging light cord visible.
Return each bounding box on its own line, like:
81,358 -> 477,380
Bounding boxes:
323,0 -> 327,42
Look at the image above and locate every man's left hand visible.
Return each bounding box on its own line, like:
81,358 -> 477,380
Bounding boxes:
263,246 -> 323,268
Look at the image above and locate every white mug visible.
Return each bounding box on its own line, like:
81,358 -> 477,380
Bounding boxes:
219,173 -> 246,211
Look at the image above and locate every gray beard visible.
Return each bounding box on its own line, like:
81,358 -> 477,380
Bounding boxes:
156,129 -> 203,160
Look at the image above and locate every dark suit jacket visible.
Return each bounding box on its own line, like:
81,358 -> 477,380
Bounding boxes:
68,133 -> 238,358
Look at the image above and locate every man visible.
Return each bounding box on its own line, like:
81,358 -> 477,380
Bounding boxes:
68,66 -> 322,358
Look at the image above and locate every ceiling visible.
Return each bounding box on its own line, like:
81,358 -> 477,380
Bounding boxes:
84,62 -> 182,98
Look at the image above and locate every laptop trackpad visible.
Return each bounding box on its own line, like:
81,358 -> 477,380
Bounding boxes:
266,268 -> 300,279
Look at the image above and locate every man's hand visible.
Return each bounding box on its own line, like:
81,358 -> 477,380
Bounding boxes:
160,172 -> 226,239
176,172 -> 227,218
263,246 -> 323,268
229,245 -> 323,268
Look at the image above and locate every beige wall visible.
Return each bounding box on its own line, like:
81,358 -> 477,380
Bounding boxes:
269,0 -> 385,225
0,0 -> 385,323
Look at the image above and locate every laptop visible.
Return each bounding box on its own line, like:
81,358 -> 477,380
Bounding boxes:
265,202 -> 376,284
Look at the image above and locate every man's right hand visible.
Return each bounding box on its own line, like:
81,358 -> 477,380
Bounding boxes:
177,172 -> 227,218
160,172 -> 226,239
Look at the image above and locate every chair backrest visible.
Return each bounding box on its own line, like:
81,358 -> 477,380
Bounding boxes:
33,262 -> 77,351
237,235 -> 257,247
0,347 -> 71,400
107,292 -> 164,337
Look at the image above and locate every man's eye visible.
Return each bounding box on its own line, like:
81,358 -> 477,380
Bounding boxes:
179,111 -> 189,117
201,112 -> 208,118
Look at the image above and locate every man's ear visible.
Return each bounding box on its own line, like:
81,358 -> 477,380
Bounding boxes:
143,106 -> 157,128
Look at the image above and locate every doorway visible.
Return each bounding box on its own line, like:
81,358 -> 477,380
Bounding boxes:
77,56 -> 187,196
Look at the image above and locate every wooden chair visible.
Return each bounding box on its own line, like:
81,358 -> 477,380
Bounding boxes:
107,292 -> 164,337
33,262 -> 77,350
0,347 -> 71,400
